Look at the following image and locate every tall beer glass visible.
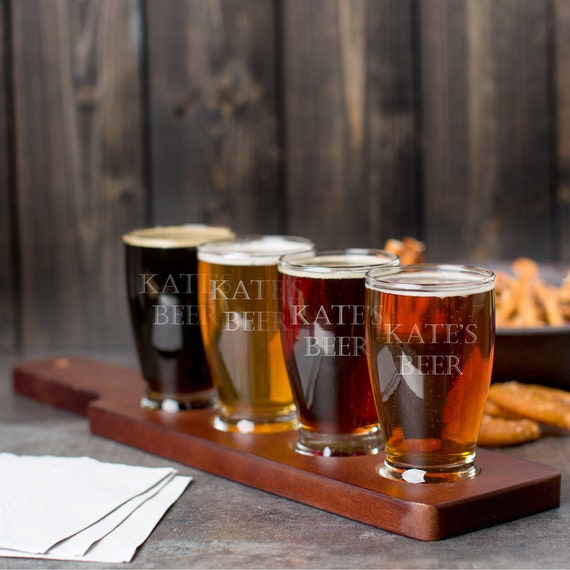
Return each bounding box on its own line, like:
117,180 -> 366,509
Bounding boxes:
365,264 -> 495,483
198,235 -> 314,433
123,224 -> 235,411
279,249 -> 399,456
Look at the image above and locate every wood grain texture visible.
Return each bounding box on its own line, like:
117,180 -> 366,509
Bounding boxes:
554,0 -> 570,261
0,0 -> 16,351
420,0 -> 554,262
365,0 -> 420,242
489,0 -> 554,259
283,0 -> 419,249
11,0 -> 146,348
1,0 -> 570,354
146,0 -> 282,233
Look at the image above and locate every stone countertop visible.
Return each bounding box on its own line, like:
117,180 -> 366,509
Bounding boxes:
1,350 -> 569,570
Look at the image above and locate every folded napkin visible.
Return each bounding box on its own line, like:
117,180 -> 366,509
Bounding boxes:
0,453 -> 192,563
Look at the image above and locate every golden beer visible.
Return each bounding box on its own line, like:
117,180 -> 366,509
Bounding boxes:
365,265 -> 495,483
198,235 -> 314,433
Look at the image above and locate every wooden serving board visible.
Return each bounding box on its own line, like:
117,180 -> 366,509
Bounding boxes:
13,357 -> 561,542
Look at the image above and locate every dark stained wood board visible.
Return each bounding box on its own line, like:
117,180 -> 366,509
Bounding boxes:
13,357 -> 561,542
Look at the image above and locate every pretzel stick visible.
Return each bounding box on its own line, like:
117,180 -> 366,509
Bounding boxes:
534,283 -> 565,326
495,259 -> 570,328
383,237 -> 425,264
511,258 -> 542,326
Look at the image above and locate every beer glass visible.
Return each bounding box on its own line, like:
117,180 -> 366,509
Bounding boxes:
123,224 -> 234,411
365,264 -> 495,483
279,249 -> 400,456
198,235 -> 314,433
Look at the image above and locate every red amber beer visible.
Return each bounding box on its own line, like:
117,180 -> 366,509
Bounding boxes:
279,249 -> 399,456
198,235 -> 314,433
123,224 -> 234,411
365,264 -> 495,483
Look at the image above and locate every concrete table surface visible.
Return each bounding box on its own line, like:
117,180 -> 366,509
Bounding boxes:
1,350 -> 569,570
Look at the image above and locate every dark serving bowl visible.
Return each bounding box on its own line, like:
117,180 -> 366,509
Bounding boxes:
488,261 -> 570,389
493,325 -> 570,389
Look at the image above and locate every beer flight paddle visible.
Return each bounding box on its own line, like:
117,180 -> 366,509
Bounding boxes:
13,356 -> 561,542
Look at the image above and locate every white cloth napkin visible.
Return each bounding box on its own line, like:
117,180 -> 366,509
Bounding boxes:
0,453 -> 192,564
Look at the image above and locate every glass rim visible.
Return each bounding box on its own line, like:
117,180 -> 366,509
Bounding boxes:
365,263 -> 495,294
122,224 -> 234,249
197,234 -> 315,264
278,248 -> 399,276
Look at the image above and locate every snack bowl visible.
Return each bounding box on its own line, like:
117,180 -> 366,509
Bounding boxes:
490,261 -> 570,389
493,324 -> 570,389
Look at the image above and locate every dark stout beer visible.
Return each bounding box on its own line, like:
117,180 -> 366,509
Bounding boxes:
279,250 -> 399,456
365,265 -> 495,482
124,225 -> 234,410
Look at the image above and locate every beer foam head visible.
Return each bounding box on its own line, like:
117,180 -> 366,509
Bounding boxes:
279,249 -> 399,279
197,235 -> 314,266
365,264 -> 495,297
123,225 -> 234,249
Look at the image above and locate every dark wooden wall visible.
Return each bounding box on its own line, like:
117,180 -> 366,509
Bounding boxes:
1,0 -> 569,353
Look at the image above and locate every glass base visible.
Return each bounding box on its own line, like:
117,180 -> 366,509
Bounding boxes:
378,459 -> 480,484
294,427 -> 383,457
140,389 -> 217,412
213,412 -> 299,434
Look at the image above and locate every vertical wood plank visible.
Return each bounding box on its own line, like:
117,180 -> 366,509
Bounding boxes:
0,0 -> 17,351
363,0 -> 421,243
420,0 -> 554,262
554,0 -> 570,262
146,0 -> 281,234
12,0 -> 146,349
490,0 -> 554,260
419,0 -> 480,260
283,0 -> 419,249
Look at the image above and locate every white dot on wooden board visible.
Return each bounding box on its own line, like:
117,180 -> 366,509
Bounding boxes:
402,469 -> 427,484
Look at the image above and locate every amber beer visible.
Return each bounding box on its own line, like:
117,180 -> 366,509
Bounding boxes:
198,235 -> 314,433
123,224 -> 234,411
365,265 -> 495,483
280,250 -> 399,456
